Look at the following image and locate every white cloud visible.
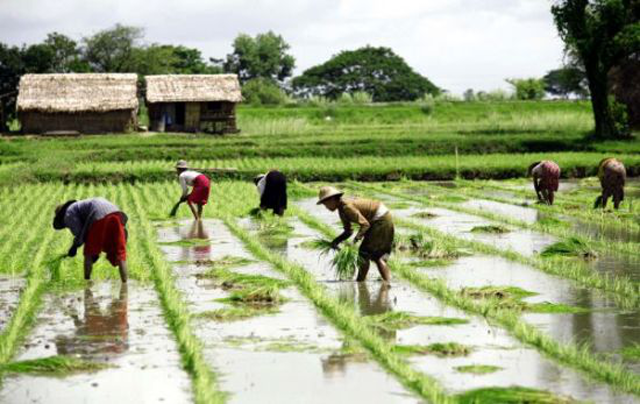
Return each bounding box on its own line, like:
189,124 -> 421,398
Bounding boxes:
0,0 -> 564,94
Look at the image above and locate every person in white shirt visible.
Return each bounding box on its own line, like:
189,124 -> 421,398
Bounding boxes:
171,160 -> 211,220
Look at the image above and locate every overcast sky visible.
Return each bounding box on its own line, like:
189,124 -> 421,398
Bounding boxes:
0,0 -> 566,94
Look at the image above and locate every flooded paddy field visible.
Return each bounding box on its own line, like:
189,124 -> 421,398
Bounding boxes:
1,179 -> 639,403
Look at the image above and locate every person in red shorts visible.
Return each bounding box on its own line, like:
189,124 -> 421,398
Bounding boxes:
172,160 -> 211,220
527,160 -> 561,205
53,197 -> 129,282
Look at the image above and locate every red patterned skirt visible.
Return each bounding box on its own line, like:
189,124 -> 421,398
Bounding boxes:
84,213 -> 127,266
188,174 -> 211,205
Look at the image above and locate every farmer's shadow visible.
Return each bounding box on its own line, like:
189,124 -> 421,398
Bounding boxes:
56,283 -> 129,356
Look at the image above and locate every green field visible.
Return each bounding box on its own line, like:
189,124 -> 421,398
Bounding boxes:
0,101 -> 639,403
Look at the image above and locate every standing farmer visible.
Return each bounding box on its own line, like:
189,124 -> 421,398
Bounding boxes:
53,198 -> 128,283
595,158 -> 626,209
528,160 -> 561,205
317,186 -> 394,282
254,170 -> 288,216
172,160 -> 211,220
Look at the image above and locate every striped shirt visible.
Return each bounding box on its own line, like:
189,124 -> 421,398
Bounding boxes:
64,198 -> 127,248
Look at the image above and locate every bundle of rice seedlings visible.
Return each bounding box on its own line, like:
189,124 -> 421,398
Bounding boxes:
305,238 -> 334,252
332,243 -> 362,280
540,237 -> 597,259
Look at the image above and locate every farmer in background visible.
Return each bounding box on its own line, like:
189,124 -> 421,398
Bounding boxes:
172,160 -> 211,220
254,170 -> 288,216
528,160 -> 561,205
53,197 -> 128,283
595,158 -> 626,209
317,186 -> 394,282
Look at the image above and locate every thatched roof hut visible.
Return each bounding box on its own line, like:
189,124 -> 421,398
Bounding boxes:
17,73 -> 138,134
145,74 -> 241,134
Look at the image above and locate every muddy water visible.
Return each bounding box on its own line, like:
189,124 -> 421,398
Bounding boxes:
157,220 -> 418,404
0,281 -> 193,403
461,199 -> 547,225
0,276 -> 24,332
420,255 -> 640,373
286,208 -> 637,402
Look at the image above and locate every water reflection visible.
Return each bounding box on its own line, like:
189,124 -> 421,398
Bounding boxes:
56,283 -> 129,356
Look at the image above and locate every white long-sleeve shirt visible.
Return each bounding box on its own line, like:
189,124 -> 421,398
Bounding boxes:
178,170 -> 202,197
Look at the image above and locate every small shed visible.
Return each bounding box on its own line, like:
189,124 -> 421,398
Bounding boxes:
17,73 -> 138,134
145,74 -> 242,134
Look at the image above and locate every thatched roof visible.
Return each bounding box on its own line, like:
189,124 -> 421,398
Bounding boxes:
145,74 -> 242,103
17,74 -> 138,113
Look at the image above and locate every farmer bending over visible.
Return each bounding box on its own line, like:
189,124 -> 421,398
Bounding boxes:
595,158 -> 626,209
53,197 -> 128,282
173,160 -> 211,220
528,160 -> 560,205
254,170 -> 288,216
317,186 -> 394,282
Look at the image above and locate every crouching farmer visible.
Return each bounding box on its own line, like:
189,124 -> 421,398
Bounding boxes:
254,170 -> 288,216
528,160 -> 561,205
174,160 -> 211,220
317,186 -> 394,282
595,158 -> 626,209
53,198 -> 129,282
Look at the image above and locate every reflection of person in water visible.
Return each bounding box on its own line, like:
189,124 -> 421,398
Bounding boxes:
322,282 -> 394,376
56,284 -> 129,355
189,220 -> 212,259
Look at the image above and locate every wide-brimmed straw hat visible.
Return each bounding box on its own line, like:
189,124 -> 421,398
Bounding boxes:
53,200 -> 77,230
317,186 -> 344,205
175,160 -> 189,169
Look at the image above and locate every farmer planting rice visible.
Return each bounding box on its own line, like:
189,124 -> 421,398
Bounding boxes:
528,160 -> 561,205
53,197 -> 129,282
595,158 -> 626,209
317,186 -> 394,282
172,160 -> 211,220
254,170 -> 288,216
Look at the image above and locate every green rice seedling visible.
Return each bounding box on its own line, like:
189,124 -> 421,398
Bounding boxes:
197,306 -> 279,322
454,364 -> 502,375
620,344 -> 640,361
396,232 -> 461,259
365,311 -> 467,331
456,386 -> 575,404
470,225 -> 510,234
540,237 -> 597,259
411,211 -> 438,219
219,284 -> 286,305
300,237 -> 334,251
332,243 -> 363,280
198,266 -> 291,291
394,343 -> 471,357
195,255 -> 255,271
0,355 -> 109,375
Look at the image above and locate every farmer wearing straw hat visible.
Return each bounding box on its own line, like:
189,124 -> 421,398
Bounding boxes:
595,158 -> 626,209
253,170 -> 288,216
53,197 -> 128,283
171,160 -> 211,220
527,160 -> 561,205
317,186 -> 394,282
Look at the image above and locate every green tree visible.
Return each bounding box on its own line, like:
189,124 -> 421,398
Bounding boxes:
292,46 -> 439,102
0,43 -> 24,130
44,32 -> 89,72
552,0 -> 640,138
506,78 -> 546,100
83,24 -> 144,72
223,31 -> 295,84
241,78 -> 287,105
543,67 -> 589,98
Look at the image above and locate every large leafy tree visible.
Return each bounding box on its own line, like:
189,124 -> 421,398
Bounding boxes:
292,46 -> 439,102
83,24 -> 144,72
543,67 -> 589,98
223,31 -> 295,84
0,43 -> 24,131
552,0 -> 640,138
44,32 -> 89,73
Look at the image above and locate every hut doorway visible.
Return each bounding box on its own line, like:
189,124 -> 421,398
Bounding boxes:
175,103 -> 186,126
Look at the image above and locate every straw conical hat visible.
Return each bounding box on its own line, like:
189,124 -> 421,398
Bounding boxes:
175,160 -> 188,169
317,186 -> 344,205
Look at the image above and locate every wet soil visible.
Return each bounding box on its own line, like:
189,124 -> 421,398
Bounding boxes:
0,276 -> 24,332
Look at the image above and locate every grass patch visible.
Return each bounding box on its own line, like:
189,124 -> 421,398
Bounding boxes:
528,302 -> 590,314
197,266 -> 290,290
263,340 -> 323,353
620,344 -> 640,361
456,386 -> 575,404
411,211 -> 438,219
218,284 -> 286,305
395,232 -> 462,259
540,237 -> 597,259
394,342 -> 471,357
455,364 -> 502,375
406,259 -> 453,268
365,311 -> 468,331
0,355 -> 109,375
461,286 -> 588,313
197,306 -> 279,322
462,285 -> 537,301
470,225 -> 510,234
158,238 -> 210,247
386,202 -> 414,210
197,255 -> 255,270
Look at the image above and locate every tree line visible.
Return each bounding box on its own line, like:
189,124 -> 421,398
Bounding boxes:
1,0 -> 638,138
